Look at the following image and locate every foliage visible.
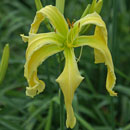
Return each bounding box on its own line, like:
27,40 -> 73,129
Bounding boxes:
0,0 -> 130,130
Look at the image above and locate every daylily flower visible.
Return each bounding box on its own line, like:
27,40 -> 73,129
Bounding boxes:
21,5 -> 117,128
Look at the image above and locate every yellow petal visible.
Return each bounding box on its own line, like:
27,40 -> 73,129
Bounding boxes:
56,48 -> 84,128
69,12 -> 106,43
73,12 -> 117,96
74,35 -> 117,96
20,34 -> 28,42
26,71 -> 45,98
29,5 -> 68,36
22,32 -> 64,58
74,12 -> 105,31
24,34 -> 63,97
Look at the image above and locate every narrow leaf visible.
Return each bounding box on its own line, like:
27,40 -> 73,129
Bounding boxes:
75,113 -> 94,130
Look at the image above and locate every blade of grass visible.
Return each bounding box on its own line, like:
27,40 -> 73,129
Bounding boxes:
111,0 -> 117,64
116,85 -> 130,97
115,68 -> 130,82
79,105 -> 98,121
123,124 -> 130,130
75,113 -> 94,130
23,99 -> 49,126
73,95 -> 79,130
0,117 -> 23,130
94,126 -> 112,130
45,101 -> 53,130
121,96 -> 129,124
94,107 -> 109,126
0,96 -> 25,114
111,0 -> 118,129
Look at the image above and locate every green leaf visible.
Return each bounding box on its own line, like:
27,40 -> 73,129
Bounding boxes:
116,85 -> 130,97
45,101 -> 53,130
123,124 -> 130,130
79,105 -> 98,121
94,126 -> 112,130
115,68 -> 130,82
23,99 -> 49,126
94,107 -> 109,126
0,117 -> 23,130
75,113 -> 94,130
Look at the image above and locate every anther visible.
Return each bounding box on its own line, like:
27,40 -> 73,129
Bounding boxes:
67,18 -> 72,28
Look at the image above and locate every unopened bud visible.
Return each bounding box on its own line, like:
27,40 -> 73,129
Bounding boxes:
0,44 -> 10,85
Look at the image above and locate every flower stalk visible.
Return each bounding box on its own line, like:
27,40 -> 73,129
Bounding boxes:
56,0 -> 65,129
56,0 -> 65,14
111,0 -> 117,129
35,0 -> 43,10
59,89 -> 65,130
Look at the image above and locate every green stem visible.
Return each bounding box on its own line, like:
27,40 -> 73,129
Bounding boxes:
110,97 -> 115,130
35,0 -> 43,10
58,53 -> 64,130
56,0 -> 65,14
56,1 -> 65,129
45,101 -> 53,130
112,0 -> 117,65
110,0 -> 117,129
59,89 -> 64,130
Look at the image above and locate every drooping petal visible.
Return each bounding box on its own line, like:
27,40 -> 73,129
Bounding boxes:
72,12 -> 117,96
56,48 -> 84,128
29,5 -> 68,36
73,35 -> 117,96
25,44 -> 63,98
21,32 -> 64,98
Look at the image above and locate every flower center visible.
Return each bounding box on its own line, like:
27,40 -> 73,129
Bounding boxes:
63,38 -> 73,48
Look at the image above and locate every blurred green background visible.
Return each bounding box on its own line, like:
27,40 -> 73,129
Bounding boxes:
0,0 -> 130,130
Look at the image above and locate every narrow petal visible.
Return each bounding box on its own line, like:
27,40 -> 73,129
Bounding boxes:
56,48 -> 84,128
29,5 -> 68,36
73,35 -> 117,96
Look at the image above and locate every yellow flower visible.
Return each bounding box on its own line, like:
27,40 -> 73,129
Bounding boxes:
21,5 -> 117,128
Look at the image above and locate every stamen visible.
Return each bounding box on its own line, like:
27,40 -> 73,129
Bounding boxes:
71,21 -> 74,28
67,18 -> 75,28
78,22 -> 80,29
54,28 -> 56,33
77,46 -> 83,63
67,18 -> 72,28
